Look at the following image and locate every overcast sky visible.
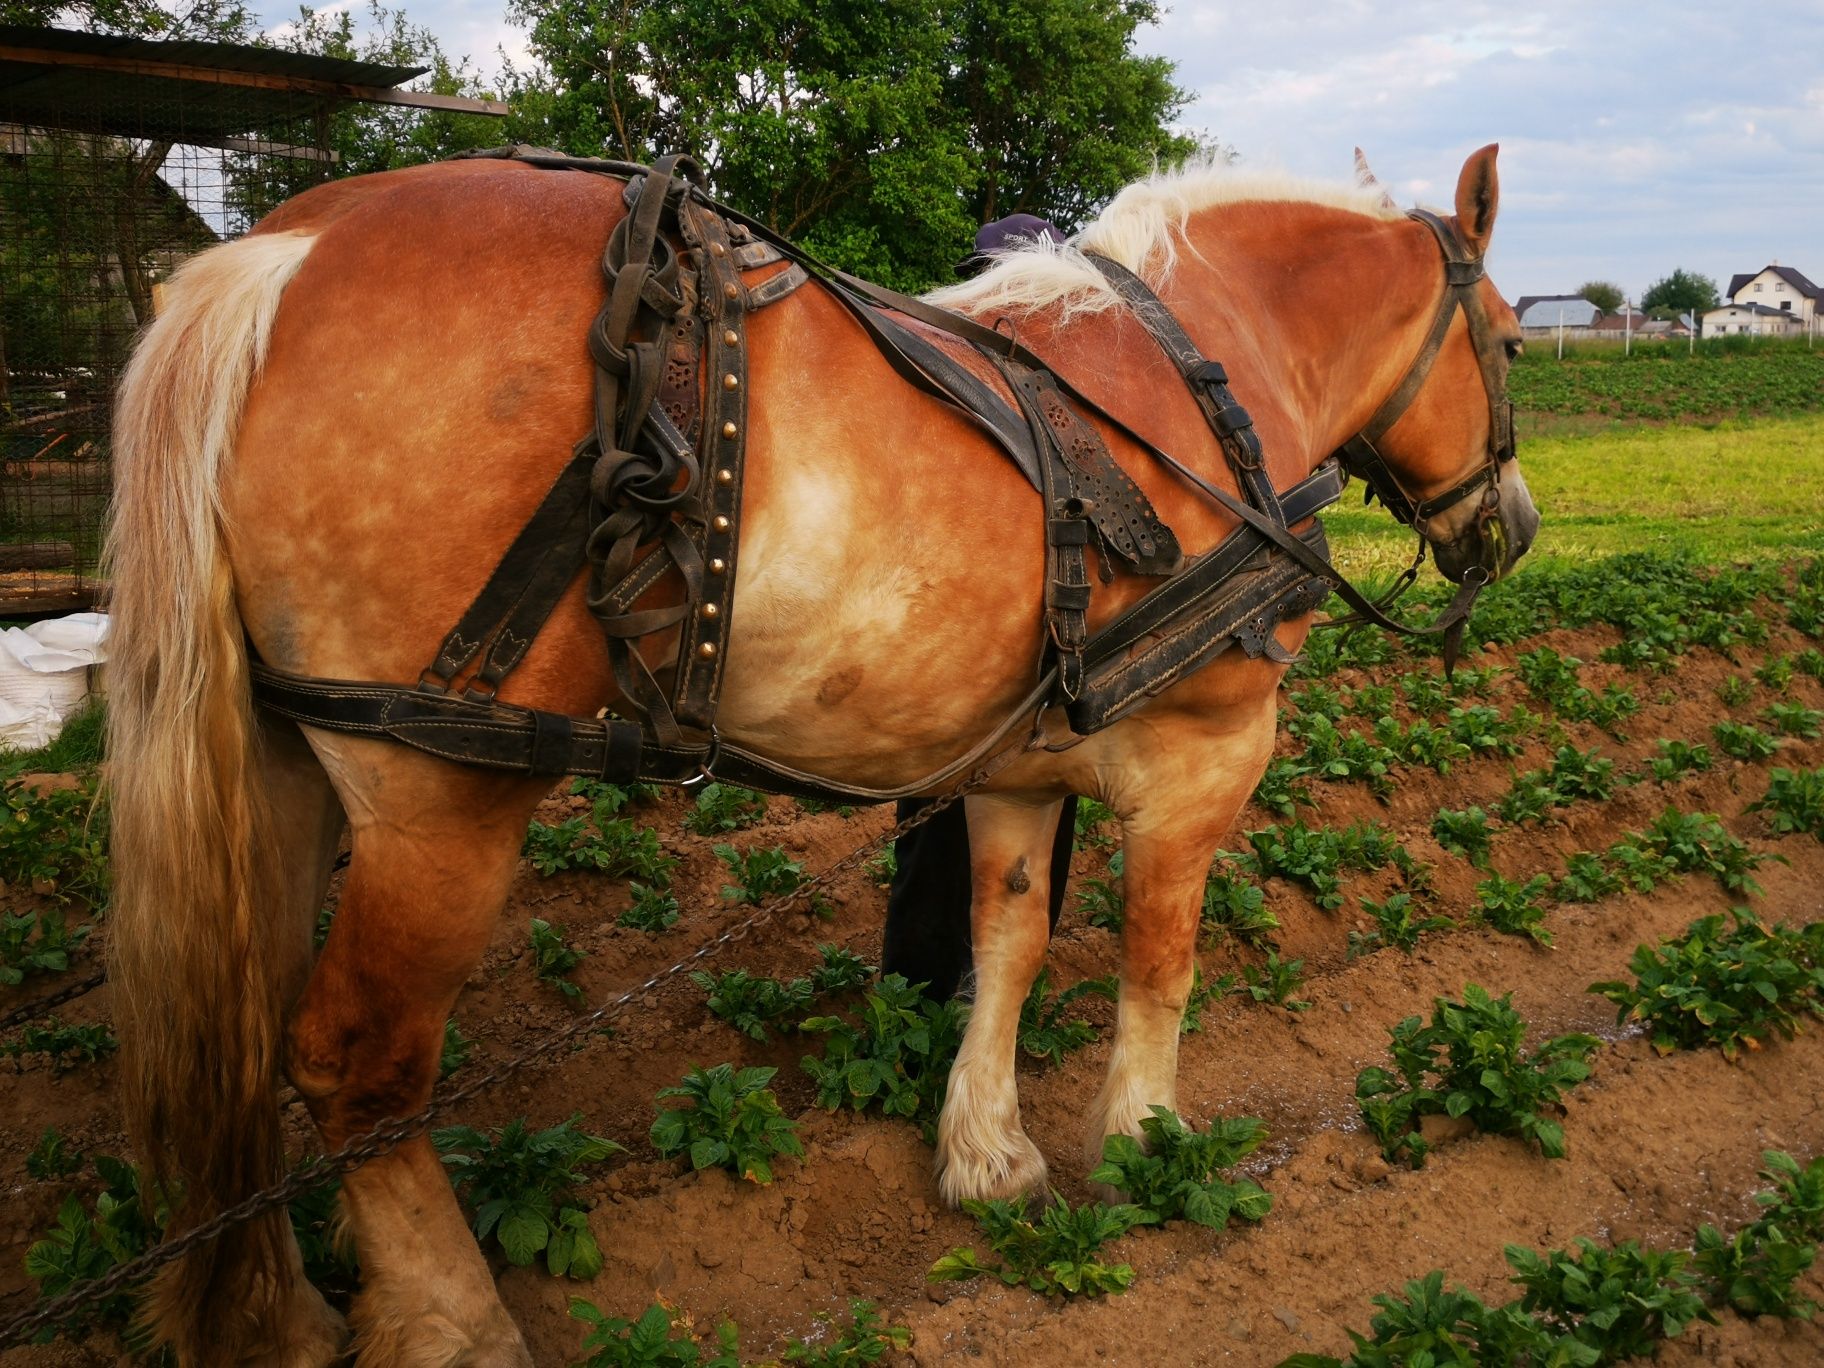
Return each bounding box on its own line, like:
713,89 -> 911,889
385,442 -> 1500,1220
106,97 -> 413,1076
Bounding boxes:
254,0 -> 1823,304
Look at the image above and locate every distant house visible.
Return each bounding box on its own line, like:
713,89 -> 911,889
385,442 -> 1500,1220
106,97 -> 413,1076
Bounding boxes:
1725,264 -> 1819,323
1702,300 -> 1806,337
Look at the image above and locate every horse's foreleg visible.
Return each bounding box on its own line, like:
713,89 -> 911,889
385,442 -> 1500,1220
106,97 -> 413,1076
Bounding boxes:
1086,713 -> 1274,1171
933,794 -> 1064,1206
287,746 -> 548,1368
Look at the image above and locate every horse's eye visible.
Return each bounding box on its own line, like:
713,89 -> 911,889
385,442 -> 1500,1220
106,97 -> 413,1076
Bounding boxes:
1504,339 -> 1523,361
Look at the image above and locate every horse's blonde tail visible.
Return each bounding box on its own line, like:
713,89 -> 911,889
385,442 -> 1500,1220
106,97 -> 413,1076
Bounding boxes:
105,229 -> 317,1358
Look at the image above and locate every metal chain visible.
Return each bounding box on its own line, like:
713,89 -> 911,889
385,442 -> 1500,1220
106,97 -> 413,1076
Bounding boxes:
0,965 -> 107,1032
0,740 -> 1029,1350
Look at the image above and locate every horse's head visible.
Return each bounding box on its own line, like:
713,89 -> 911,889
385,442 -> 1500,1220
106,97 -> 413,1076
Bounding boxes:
1339,145 -> 1539,586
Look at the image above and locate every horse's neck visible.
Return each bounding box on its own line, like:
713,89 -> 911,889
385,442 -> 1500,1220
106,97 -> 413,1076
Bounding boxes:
1173,205 -> 1443,479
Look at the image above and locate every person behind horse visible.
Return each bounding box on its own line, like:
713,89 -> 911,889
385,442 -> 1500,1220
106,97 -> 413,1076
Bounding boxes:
881,211 -> 1077,1000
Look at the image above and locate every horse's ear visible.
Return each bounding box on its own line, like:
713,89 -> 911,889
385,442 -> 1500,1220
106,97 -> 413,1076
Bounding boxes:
1454,144 -> 1500,256
1353,148 -> 1397,211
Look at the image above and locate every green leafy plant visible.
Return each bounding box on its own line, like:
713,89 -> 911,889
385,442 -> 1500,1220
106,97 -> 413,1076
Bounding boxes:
1254,757 -> 1314,816
1241,949 -> 1310,1011
1590,911 -> 1824,1060
1076,850 -> 1125,931
1717,675 -> 1755,708
1507,1239 -> 1710,1360
1200,866 -> 1279,946
0,777 -> 108,907
779,1301 -> 911,1366
1648,739 -> 1713,782
618,881 -> 681,932
1713,719 -> 1779,760
1634,807 -> 1773,896
1473,872 -> 1555,946
1445,703 -> 1528,757
1073,797 -> 1117,849
1554,852 -> 1622,904
4,1017 -> 118,1073
684,783 -> 769,835
1751,766 -> 1824,840
1243,819 -> 1398,910
24,1155 -> 162,1344
650,1063 -> 803,1185
1762,701 -> 1823,740
440,1019 -> 473,1079
1431,807 -> 1491,866
1089,1107 -> 1272,1229
865,845 -> 897,886
1017,968 -> 1116,1066
434,1115 -> 622,1278
567,1300 -> 740,1368
1693,1219 -> 1817,1319
1276,1271 -> 1579,1368
1178,965 -> 1235,1034
1754,655 -> 1796,692
1349,892 -> 1453,958
529,918 -> 587,1001
0,906 -> 91,986
695,945 -> 876,1042
524,816 -> 677,884
1355,985 -> 1598,1167
800,975 -> 967,1135
715,843 -> 807,905
929,1193 -> 1157,1297
25,1127 -> 83,1180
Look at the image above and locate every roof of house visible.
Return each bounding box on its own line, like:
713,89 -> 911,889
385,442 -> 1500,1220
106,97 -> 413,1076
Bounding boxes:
1517,297 -> 1601,328
1704,301 -> 1801,319
1727,265 -> 1820,300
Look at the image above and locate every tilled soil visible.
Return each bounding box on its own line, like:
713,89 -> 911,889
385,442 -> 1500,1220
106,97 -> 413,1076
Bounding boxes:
2,617 -> 1823,1367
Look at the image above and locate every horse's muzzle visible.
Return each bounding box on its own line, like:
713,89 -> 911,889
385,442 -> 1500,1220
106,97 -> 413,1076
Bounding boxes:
1433,463 -> 1539,585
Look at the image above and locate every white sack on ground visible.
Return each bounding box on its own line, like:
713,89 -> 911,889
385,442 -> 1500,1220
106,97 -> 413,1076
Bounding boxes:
0,612 -> 109,751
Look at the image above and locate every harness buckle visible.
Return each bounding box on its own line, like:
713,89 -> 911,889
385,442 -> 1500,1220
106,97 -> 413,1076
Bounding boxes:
680,726 -> 722,785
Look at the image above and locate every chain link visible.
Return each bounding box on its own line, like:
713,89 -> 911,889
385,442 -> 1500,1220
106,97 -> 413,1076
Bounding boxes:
0,742 -> 1028,1350
0,965 -> 106,1032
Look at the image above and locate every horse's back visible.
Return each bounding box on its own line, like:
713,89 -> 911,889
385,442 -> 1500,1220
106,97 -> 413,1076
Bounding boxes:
216,160 -> 1051,786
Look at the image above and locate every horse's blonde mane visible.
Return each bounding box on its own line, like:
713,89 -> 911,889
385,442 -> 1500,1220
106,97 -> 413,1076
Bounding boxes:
925,158 -> 1405,321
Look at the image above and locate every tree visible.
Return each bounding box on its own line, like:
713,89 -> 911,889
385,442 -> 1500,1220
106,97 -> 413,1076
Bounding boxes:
505,0 -> 1202,288
1641,268 -> 1719,319
1577,280 -> 1624,312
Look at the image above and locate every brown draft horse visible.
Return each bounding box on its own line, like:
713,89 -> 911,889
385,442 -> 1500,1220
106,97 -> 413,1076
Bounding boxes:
104,144 -> 1537,1363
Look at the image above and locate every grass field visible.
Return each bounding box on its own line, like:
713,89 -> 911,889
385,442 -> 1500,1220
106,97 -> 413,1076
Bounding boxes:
1326,411 -> 1824,580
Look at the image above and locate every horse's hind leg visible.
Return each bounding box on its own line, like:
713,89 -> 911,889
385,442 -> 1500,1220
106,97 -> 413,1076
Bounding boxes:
287,739 -> 550,1367
251,717 -> 351,1363
933,794 -> 1065,1205
1086,709 -> 1275,1169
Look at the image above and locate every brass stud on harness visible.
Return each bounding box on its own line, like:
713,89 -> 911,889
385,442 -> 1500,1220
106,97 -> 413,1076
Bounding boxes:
723,329 -> 739,346
710,241 -> 725,256
713,515 -> 731,533
717,467 -> 734,484
698,642 -> 716,659
702,603 -> 719,618
709,557 -> 727,574
723,373 -> 739,390
723,282 -> 739,301
722,421 -> 737,439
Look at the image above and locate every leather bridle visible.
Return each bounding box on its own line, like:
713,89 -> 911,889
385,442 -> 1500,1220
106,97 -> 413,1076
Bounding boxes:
1333,208 -> 1518,572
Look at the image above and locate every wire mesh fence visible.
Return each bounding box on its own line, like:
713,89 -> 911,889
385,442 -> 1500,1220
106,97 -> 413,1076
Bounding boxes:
0,31 -> 418,616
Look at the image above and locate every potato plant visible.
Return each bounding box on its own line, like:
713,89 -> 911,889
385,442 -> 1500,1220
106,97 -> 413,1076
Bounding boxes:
567,1300 -> 740,1368
1751,766 -> 1824,839
1241,949 -> 1311,1011
0,777 -> 108,907
434,1115 -> 622,1278
695,945 -> 874,1042
1507,1240 -> 1710,1361
1356,985 -> 1599,1167
3,1018 -> 117,1073
1349,892 -> 1453,959
0,907 -> 91,986
1590,911 -> 1824,1060
24,1155 -> 161,1345
715,843 -> 808,905
529,917 -> 587,1001
929,1193 -> 1157,1297
683,783 -> 769,835
799,975 -> 967,1137
1473,873 -> 1555,946
618,881 -> 681,932
25,1127 -> 83,1180
1201,865 -> 1279,946
1017,967 -> 1116,1066
1089,1107 -> 1272,1230
650,1063 -> 803,1185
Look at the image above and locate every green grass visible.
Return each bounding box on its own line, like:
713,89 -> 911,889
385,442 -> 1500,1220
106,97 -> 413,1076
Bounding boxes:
1327,413 -> 1824,580
0,698 -> 105,782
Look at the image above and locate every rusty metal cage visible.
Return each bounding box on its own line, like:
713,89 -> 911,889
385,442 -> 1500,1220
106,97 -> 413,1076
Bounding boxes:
0,25 -> 503,616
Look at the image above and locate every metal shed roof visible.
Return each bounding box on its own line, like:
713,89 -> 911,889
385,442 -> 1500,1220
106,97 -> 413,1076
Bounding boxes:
0,24 -> 504,142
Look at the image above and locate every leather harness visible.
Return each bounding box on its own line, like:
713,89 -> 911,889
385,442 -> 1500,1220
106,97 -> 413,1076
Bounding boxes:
249,149 -> 1517,803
